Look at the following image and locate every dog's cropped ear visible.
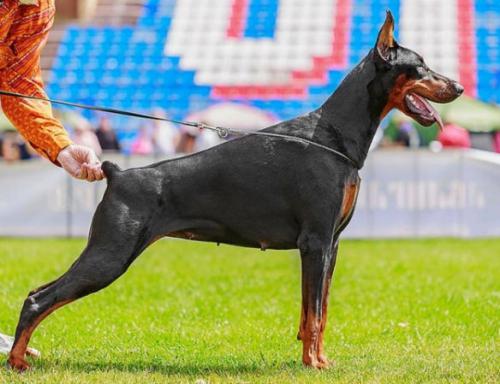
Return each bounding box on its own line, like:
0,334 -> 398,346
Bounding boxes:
375,10 -> 398,63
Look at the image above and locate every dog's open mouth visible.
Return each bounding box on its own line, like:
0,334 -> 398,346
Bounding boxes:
404,93 -> 444,130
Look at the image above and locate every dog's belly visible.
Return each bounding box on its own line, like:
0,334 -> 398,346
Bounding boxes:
164,216 -> 299,250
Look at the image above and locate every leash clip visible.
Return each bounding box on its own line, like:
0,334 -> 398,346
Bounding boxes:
215,127 -> 230,139
198,122 -> 229,139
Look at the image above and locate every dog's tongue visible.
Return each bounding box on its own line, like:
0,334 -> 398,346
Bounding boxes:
426,101 -> 444,131
413,93 -> 444,130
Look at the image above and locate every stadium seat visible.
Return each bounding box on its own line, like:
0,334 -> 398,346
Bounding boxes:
45,0 -> 499,137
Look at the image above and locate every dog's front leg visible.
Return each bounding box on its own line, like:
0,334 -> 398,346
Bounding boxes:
317,242 -> 338,366
298,234 -> 338,369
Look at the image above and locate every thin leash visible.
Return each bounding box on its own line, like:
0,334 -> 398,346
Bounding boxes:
0,89 -> 359,169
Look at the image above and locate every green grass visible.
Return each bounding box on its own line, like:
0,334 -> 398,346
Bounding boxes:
0,238 -> 498,383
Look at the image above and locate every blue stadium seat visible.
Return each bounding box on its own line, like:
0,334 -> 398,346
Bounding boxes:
47,0 -> 499,131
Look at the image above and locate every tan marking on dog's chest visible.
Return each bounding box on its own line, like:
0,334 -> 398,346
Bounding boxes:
381,74 -> 412,118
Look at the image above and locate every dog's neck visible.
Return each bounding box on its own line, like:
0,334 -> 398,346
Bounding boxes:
315,51 -> 389,169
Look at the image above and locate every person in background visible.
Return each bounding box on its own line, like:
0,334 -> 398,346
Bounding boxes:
95,116 -> 121,152
437,121 -> 471,148
176,124 -> 199,154
493,131 -> 500,153
150,108 -> 179,158
0,0 -> 104,355
0,130 -> 37,161
0,130 -> 21,161
393,123 -> 411,147
394,119 -> 420,148
131,124 -> 154,155
72,118 -> 102,157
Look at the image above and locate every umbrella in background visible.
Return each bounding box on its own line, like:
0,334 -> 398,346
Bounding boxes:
186,102 -> 279,131
434,96 -> 500,133
391,96 -> 500,133
184,102 -> 280,152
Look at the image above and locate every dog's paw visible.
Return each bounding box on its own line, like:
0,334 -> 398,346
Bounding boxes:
303,359 -> 330,370
7,356 -> 31,372
317,354 -> 334,369
303,354 -> 332,370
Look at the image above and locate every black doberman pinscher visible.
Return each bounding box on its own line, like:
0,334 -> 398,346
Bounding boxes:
8,11 -> 463,371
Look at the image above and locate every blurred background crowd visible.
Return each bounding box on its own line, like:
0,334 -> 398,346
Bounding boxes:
0,108 -> 214,162
0,0 -> 499,162
2,103 -> 500,163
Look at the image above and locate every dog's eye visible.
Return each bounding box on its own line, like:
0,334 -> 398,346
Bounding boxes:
419,61 -> 430,71
411,65 -> 428,79
417,64 -> 429,74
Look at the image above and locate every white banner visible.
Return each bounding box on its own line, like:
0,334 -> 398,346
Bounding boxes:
0,150 -> 499,238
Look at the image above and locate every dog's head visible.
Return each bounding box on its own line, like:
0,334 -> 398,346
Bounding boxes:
373,11 -> 463,129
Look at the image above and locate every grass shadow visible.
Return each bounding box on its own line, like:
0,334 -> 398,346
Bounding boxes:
33,358 -> 302,376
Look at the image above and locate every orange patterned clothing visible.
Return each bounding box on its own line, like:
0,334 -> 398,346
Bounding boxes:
0,0 -> 72,163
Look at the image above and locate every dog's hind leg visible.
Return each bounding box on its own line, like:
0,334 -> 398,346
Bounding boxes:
8,197 -> 154,371
297,233 -> 338,369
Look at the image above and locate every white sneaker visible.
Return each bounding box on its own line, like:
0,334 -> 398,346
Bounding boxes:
0,333 -> 13,355
0,332 -> 41,358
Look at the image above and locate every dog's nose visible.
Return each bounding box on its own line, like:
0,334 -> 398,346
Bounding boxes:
453,82 -> 464,95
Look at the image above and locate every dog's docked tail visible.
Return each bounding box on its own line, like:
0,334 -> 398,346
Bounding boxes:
102,161 -> 122,182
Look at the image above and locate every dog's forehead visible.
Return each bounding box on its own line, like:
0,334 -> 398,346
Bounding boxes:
396,45 -> 425,65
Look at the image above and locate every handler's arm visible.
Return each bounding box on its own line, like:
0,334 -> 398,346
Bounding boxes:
0,21 -> 71,163
0,3 -> 103,181
1,84 -> 73,163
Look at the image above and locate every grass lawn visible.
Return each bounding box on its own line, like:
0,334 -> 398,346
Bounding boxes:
0,238 -> 498,383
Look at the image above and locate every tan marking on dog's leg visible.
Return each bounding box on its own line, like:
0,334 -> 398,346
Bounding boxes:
301,309 -> 327,369
8,300 -> 71,372
317,265 -> 334,366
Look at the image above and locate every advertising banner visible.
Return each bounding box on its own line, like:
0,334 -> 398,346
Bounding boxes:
0,150 -> 499,238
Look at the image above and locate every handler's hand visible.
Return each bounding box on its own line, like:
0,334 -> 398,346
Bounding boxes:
57,145 -> 105,182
